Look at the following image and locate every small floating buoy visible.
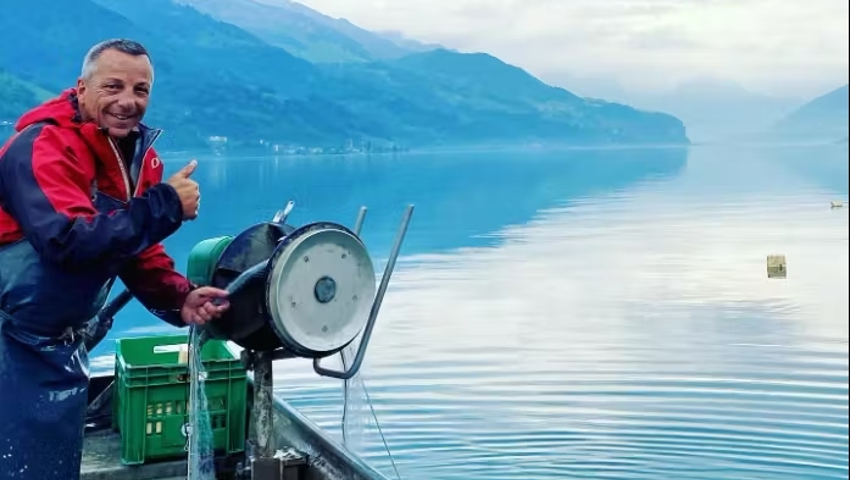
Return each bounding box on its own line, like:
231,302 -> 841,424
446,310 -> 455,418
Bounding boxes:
830,201 -> 843,208
767,255 -> 787,279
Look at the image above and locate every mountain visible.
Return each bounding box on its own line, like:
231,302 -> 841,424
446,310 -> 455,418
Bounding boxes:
0,0 -> 689,151
608,77 -> 804,143
176,0 -> 429,63
250,0 -> 446,57
767,85 -> 849,143
335,50 -> 688,144
0,0 -> 347,148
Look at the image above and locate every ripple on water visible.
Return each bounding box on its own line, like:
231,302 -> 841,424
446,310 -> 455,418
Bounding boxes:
273,173 -> 847,480
277,338 -> 847,480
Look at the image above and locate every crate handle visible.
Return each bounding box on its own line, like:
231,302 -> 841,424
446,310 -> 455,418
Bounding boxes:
153,345 -> 188,354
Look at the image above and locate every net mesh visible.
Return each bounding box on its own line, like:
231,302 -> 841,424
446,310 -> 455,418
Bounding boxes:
340,336 -> 402,479
187,326 -> 217,480
340,341 -> 368,453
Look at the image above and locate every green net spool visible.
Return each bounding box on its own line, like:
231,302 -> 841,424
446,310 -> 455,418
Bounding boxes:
187,236 -> 235,286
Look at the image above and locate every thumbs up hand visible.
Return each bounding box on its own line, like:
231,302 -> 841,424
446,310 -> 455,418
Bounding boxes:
166,160 -> 201,220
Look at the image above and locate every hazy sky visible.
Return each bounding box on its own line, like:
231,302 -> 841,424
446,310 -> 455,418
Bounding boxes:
263,0 -> 848,98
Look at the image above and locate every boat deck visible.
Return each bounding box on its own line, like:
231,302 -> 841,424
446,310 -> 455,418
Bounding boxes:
80,373 -> 387,480
81,429 -> 187,480
80,375 -> 198,480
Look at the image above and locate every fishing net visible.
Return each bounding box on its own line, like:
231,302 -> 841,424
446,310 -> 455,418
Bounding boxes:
187,326 -> 217,480
340,341 -> 368,453
340,337 -> 402,480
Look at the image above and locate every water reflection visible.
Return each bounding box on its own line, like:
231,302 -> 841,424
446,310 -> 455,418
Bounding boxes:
167,146 -> 689,257
91,146 -> 690,345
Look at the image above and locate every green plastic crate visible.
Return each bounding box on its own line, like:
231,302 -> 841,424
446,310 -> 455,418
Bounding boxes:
113,334 -> 247,465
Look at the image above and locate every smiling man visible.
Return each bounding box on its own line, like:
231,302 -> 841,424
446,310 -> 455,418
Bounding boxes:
0,39 -> 230,480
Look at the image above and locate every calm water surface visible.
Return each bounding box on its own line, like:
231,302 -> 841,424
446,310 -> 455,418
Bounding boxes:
91,144 -> 849,480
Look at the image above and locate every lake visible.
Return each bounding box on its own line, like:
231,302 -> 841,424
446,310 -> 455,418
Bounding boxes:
90,143 -> 849,480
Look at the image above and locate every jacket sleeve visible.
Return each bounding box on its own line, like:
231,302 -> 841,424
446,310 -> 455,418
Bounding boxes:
116,143 -> 194,328
119,243 -> 194,328
0,125 -> 184,269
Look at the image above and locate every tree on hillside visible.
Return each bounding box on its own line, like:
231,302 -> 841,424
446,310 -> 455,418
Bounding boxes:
0,69 -> 42,121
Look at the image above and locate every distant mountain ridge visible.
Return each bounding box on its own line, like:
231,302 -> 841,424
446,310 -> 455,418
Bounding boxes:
176,0 -> 443,63
0,0 -> 689,151
374,30 -> 447,54
610,77 -> 805,143
767,84 -> 849,143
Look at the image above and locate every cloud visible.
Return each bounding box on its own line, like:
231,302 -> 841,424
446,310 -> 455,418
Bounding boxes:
266,0 -> 848,96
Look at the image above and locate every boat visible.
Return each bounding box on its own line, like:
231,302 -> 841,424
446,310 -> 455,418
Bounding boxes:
77,202 -> 413,480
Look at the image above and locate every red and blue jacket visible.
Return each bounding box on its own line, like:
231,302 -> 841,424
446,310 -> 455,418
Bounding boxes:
0,88 -> 192,335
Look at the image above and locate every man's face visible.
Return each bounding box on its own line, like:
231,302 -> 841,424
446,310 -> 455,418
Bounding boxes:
76,48 -> 153,138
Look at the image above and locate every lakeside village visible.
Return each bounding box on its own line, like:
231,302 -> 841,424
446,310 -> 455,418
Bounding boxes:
0,121 -> 409,156
208,135 -> 410,156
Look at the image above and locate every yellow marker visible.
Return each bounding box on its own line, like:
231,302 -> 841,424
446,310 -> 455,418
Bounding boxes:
767,255 -> 787,279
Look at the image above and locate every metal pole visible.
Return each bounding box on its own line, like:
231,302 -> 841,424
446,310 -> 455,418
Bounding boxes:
252,352 -> 275,459
272,200 -> 295,225
353,206 -> 367,236
84,288 -> 134,351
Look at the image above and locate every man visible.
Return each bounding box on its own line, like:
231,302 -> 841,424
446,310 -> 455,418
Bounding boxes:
0,39 -> 230,479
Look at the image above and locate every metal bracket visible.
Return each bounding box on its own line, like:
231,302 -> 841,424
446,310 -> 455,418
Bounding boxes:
353,206 -> 367,236
272,200 -> 295,225
312,204 -> 414,380
249,456 -> 306,480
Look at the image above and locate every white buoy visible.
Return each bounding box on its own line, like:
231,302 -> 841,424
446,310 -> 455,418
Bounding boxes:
767,255 -> 787,279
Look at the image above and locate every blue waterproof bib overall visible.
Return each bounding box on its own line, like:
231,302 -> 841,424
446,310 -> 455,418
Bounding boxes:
0,311 -> 92,479
0,234 -> 114,480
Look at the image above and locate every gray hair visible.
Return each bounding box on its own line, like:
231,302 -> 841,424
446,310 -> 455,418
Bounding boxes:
80,38 -> 154,82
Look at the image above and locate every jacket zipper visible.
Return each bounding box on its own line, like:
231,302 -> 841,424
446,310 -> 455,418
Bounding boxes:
107,137 -> 132,202
107,130 -> 163,201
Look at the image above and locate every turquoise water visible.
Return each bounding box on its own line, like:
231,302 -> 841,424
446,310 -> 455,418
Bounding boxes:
91,143 -> 849,480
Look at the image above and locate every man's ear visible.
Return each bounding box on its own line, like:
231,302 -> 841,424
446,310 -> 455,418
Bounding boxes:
76,77 -> 86,96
